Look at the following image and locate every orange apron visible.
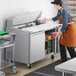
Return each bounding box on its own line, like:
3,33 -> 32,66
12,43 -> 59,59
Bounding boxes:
58,16 -> 76,47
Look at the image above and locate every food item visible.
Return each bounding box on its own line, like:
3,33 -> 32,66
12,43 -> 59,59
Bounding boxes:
46,35 -> 52,40
51,33 -> 57,38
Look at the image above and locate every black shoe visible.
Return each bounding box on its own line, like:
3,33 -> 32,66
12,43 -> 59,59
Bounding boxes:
60,59 -> 67,63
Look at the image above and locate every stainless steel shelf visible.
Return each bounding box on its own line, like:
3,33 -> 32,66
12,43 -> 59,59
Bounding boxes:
63,1 -> 76,4
0,43 -> 15,49
70,13 -> 76,16
1,60 -> 14,69
68,11 -> 76,14
63,0 -> 76,22
65,6 -> 76,9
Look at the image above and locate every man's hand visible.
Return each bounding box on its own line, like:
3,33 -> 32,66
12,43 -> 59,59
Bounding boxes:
38,18 -> 53,24
48,18 -> 53,21
38,18 -> 48,23
55,32 -> 62,38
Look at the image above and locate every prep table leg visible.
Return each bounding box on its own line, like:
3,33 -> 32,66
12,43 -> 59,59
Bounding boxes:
62,72 -> 65,76
0,49 -> 1,69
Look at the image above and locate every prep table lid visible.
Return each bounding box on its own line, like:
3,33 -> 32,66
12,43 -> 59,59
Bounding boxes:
7,11 -> 42,26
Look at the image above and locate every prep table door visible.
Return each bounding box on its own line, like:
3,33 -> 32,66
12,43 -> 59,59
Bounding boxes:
29,31 -> 45,63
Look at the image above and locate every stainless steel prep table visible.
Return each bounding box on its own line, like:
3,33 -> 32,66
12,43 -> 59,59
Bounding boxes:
6,11 -> 62,68
55,58 -> 76,76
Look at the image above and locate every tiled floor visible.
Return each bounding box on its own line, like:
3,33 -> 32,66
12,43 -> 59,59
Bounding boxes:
3,53 -> 60,76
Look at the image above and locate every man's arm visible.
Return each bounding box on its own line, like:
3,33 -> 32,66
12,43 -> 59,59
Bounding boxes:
61,10 -> 68,32
52,14 -> 59,21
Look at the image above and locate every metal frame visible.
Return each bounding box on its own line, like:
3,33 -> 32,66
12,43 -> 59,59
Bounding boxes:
0,33 -> 15,70
62,72 -> 65,76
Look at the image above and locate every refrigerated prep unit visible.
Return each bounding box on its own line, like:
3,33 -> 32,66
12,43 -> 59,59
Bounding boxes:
6,11 -> 62,68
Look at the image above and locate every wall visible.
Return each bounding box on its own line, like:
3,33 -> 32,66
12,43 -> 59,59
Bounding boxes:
0,0 -> 57,31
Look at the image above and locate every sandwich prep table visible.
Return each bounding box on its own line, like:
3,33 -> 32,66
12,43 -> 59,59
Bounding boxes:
0,32 -> 17,76
6,11 -> 62,68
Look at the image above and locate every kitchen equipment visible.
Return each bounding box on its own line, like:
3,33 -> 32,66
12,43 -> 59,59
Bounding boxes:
6,11 -> 61,68
0,33 -> 17,75
51,32 -> 57,38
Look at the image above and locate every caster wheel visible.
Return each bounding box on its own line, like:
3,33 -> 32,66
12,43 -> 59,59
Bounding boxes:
51,55 -> 54,60
11,60 -> 13,62
12,66 -> 18,74
0,71 -> 5,76
27,64 -> 32,68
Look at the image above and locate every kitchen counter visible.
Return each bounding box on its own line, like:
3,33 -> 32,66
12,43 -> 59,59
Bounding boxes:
55,58 -> 76,76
